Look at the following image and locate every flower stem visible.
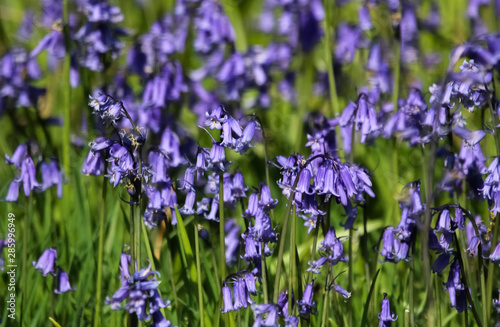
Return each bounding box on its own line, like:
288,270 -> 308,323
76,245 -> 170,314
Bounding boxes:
434,273 -> 442,327
93,178 -> 107,327
141,221 -> 167,319
195,219 -> 205,326
454,234 -> 483,327
261,242 -> 269,303
307,222 -> 320,284
164,224 -> 180,323
272,197 -> 292,303
486,212 -> 498,315
62,0 -> 71,179
323,0 -> 339,116
409,243 -> 415,327
421,142 -> 436,323
218,172 -> 226,281
347,228 -> 353,327
21,195 -> 33,324
288,205 -> 297,315
321,266 -> 332,327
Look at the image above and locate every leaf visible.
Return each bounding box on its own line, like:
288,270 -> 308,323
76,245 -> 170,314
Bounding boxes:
174,205 -> 198,283
361,268 -> 381,327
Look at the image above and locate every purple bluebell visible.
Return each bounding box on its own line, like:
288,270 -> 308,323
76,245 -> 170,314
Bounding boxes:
486,242 -> 500,265
452,127 -> 485,148
258,183 -> 278,211
307,256 -> 328,274
358,5 -> 372,31
400,4 -> 419,63
151,311 -> 172,327
231,171 -> 248,199
443,260 -> 467,312
378,293 -> 398,326
106,260 -> 170,322
204,197 -> 219,222
33,248 -> 57,276
297,281 -> 316,315
204,106 -> 227,131
432,252 -> 451,276
251,303 -> 280,326
221,284 -> 234,313
493,288 -> 500,313
333,284 -> 351,299
225,219 -> 241,266
75,1 -> 128,72
193,0 -> 234,53
179,190 -> 196,215
379,227 -> 396,263
54,268 -> 75,294
40,159 -> 63,198
335,24 -> 361,64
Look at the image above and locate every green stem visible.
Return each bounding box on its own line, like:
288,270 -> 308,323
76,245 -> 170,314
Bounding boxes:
272,199 -> 292,303
486,85 -> 500,316
93,178 -> 107,327
454,234 -> 483,327
195,220 -> 205,326
323,0 -> 339,116
22,195 -> 33,325
320,272 -> 331,327
307,222 -> 320,284
421,143 -> 436,322
288,205 -> 297,316
141,221 -> 167,319
165,229 -> 180,323
62,0 -> 71,179
486,212 -> 498,315
409,244 -> 415,327
261,242 -> 269,303
220,0 -> 247,52
130,202 -> 135,269
347,228 -> 353,327
218,172 -> 226,281
434,274 -> 442,327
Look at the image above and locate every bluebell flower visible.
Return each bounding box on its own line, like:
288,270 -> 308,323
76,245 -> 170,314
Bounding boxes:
443,260 -> 467,312
379,227 -> 396,263
204,197 -> 220,222
221,284 -> 234,313
258,183 -> 278,211
307,256 -> 328,274
225,220 -> 241,266
335,24 -> 362,64
493,288 -> 500,313
54,268 -> 76,294
106,259 -> 171,322
297,281 -> 316,315
333,284 -> 351,299
193,0 -> 234,53
33,248 -> 57,276
179,190 -> 196,216
378,293 -> 398,326
432,252 -> 451,276
251,303 -> 280,326
151,311 -> 172,327
75,1 -> 128,71
40,159 -> 63,198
